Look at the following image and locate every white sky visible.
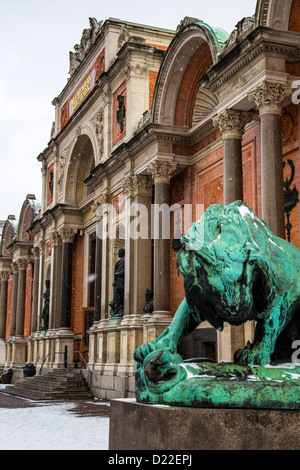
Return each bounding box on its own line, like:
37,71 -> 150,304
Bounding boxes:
0,0 -> 257,221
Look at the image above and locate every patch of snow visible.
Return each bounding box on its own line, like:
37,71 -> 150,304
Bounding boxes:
0,401 -> 109,450
238,204 -> 254,219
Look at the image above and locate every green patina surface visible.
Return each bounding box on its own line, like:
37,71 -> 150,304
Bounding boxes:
134,201 -> 300,409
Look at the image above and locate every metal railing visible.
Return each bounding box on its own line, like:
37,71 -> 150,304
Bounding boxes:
39,346 -> 92,386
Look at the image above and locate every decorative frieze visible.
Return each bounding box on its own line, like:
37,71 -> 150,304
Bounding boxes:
214,109 -> 252,140
248,82 -> 291,116
147,161 -> 178,185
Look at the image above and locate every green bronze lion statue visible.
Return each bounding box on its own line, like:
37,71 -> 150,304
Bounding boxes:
134,201 -> 300,369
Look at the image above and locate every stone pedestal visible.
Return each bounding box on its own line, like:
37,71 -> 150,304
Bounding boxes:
109,399 -> 300,450
143,312 -> 172,344
53,328 -> 75,368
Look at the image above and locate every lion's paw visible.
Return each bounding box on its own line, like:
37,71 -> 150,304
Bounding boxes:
234,343 -> 271,367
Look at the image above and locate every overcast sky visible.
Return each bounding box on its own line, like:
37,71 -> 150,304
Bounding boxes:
0,0 -> 257,222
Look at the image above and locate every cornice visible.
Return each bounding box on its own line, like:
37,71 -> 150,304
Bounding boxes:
202,29 -> 300,93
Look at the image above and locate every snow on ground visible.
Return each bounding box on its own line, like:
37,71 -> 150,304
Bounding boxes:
0,386 -> 110,450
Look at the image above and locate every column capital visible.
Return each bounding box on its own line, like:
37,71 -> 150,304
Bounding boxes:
59,227 -> 76,244
122,175 -> 153,198
50,230 -> 62,247
16,258 -> 29,271
0,271 -> 10,282
248,81 -> 291,116
214,109 -> 252,140
147,160 -> 178,185
11,262 -> 18,274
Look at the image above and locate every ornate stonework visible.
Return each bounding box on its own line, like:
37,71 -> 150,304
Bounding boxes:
91,190 -> 112,215
50,230 -> 62,247
147,161 -> 178,185
59,228 -> 76,244
17,259 -> 29,271
0,271 -> 10,282
214,109 -> 252,140
122,175 -> 153,198
248,82 -> 291,116
69,18 -> 103,77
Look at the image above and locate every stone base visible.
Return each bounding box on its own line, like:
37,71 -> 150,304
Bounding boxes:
109,399 -> 300,450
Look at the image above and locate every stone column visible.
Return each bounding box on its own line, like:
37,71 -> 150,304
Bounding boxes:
248,81 -> 290,238
15,259 -> 27,337
116,175 -> 153,385
0,271 -> 9,340
146,160 -> 177,342
0,271 -> 9,364
214,109 -> 252,205
53,228 -> 76,368
11,258 -> 28,367
147,161 -> 177,316
31,247 -> 40,334
59,228 -> 75,329
49,230 -> 62,330
10,263 -> 18,338
90,191 -> 111,373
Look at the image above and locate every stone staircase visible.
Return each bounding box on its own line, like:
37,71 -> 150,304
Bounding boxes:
1,369 -> 93,401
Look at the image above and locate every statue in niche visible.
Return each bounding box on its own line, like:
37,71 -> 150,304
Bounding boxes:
41,280 -> 50,331
143,289 -> 154,316
117,95 -> 126,133
109,248 -> 125,318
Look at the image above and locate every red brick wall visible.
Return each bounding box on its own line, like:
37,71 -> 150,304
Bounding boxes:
24,264 -> 33,339
71,234 -> 84,335
5,275 -> 13,341
289,0 -> 300,32
282,104 -> 300,248
149,71 -> 158,109
174,43 -> 212,127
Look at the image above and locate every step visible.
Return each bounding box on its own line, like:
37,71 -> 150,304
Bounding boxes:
2,368 -> 93,401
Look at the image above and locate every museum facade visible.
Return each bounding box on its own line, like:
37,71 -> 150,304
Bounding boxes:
0,0 -> 300,399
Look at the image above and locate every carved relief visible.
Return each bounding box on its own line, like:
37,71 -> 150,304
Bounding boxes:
58,148 -> 68,194
118,26 -> 131,49
192,88 -> 218,125
69,18 -> 103,77
92,110 -> 104,159
176,17 -> 201,33
281,106 -> 298,146
220,17 -> 254,53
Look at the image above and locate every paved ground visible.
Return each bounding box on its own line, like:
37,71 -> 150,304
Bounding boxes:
0,391 -> 110,417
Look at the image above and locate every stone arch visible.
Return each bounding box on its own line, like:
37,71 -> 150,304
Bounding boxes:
65,134 -> 96,204
0,217 -> 18,257
152,22 -> 228,126
17,196 -> 42,242
255,0 -> 294,31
